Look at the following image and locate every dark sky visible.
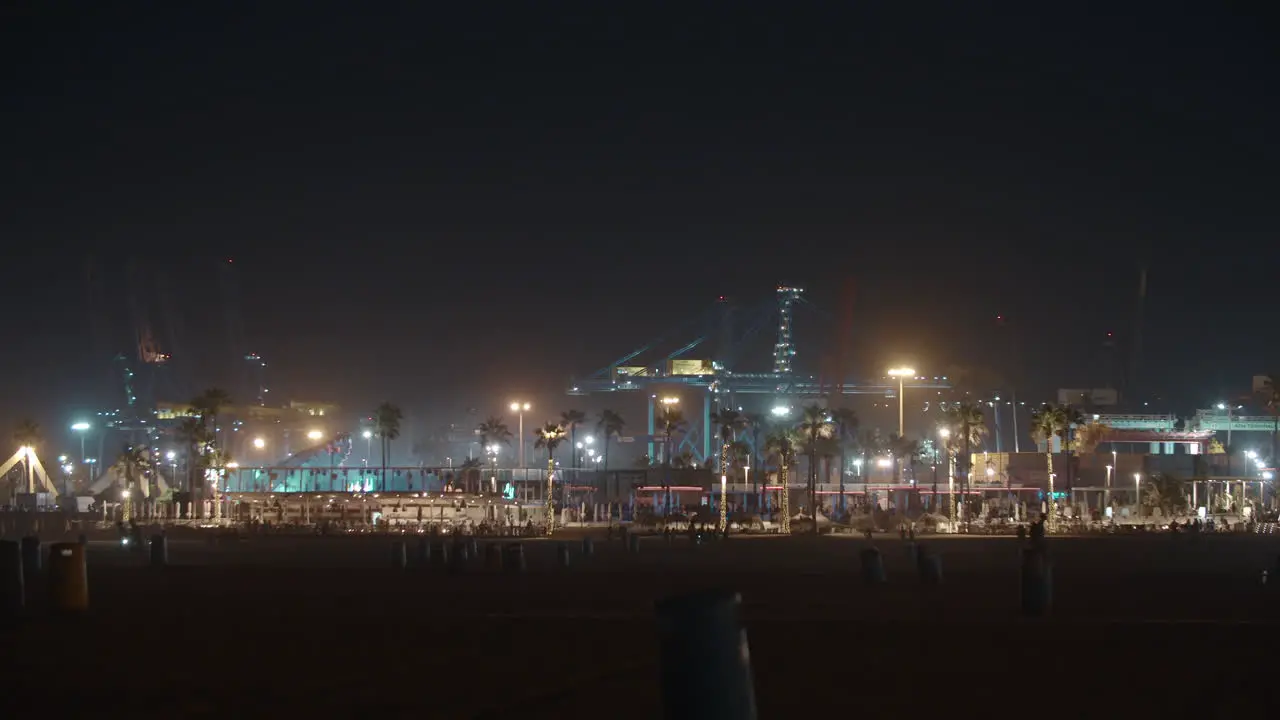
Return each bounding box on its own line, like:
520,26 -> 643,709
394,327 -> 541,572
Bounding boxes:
3,3 -> 1278,438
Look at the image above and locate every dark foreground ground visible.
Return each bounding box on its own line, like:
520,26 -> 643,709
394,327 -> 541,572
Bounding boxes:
6,530 -> 1280,718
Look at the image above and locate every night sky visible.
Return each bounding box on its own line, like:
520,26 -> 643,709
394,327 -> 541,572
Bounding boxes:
3,4 -> 1277,442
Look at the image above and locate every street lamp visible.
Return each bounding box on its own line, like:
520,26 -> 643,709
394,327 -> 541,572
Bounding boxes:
1133,472 -> 1142,519
362,430 -> 373,466
510,401 -> 531,469
1105,464 -> 1113,514
887,367 -> 916,437
253,436 -> 266,450
71,421 -> 91,463
307,430 -> 323,441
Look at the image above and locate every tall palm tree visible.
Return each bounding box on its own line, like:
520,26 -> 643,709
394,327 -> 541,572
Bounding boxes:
476,416 -> 512,493
175,417 -> 207,493
374,402 -> 404,491
13,419 -> 41,448
888,433 -> 921,482
829,408 -> 858,514
712,408 -> 745,530
942,403 -> 986,531
1030,403 -> 1068,531
1259,374 -> 1279,465
596,409 -> 625,470
743,412 -> 766,509
1060,405 -> 1085,497
117,444 -> 148,521
559,409 -> 586,468
764,429 -> 797,534
190,387 -> 232,449
534,422 -> 566,534
656,405 -> 687,516
798,404 -> 834,534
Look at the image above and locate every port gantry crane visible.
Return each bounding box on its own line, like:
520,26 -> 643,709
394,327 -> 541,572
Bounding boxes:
567,285 -> 950,465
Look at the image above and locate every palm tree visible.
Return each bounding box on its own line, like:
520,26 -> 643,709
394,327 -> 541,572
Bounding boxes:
116,444 -> 149,521
596,409 -> 625,470
941,403 -> 986,531
374,402 -> 403,491
190,387 -> 232,449
534,422 -> 566,534
476,416 -> 512,493
743,413 -> 766,509
712,408 -> 746,531
13,419 -> 41,448
764,429 -> 797,534
458,457 -> 484,494
1030,403 -> 1068,531
829,408 -> 858,515
1259,374 -> 1279,465
888,433 -> 922,505
656,405 -> 687,516
798,404 -> 834,534
1060,405 -> 1085,497
559,409 -> 586,468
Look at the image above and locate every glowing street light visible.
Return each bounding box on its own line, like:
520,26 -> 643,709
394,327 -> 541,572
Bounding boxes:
71,421 -> 91,463
771,405 -> 790,417
362,430 -> 373,466
1133,472 -> 1142,518
887,367 -> 916,437
253,437 -> 266,449
876,456 -> 892,469
661,396 -> 680,405
307,430 -> 323,441
510,401 -> 531,468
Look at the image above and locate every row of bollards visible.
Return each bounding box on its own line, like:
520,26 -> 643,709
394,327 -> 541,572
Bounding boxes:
858,544 -> 944,586
391,534 -> 614,573
858,541 -> 1051,617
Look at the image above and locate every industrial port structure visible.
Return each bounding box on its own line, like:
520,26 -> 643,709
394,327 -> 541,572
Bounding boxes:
567,285 -> 950,464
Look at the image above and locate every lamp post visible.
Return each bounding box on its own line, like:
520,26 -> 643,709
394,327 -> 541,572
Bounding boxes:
510,401 -> 531,469
939,428 -> 955,531
71,421 -> 91,463
1133,472 -> 1142,519
362,430 -> 373,467
1105,464 -> 1113,517
887,367 -> 916,437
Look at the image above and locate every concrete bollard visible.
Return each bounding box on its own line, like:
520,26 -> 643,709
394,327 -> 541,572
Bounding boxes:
557,542 -> 571,568
1020,548 -> 1052,617
391,541 -> 407,569
581,537 -> 594,558
860,547 -> 886,585
917,549 -> 943,586
1,540 -> 23,612
485,543 -> 503,571
20,536 -> 41,576
656,590 -> 757,720
628,533 -> 641,554
149,534 -> 168,567
47,542 -> 89,613
416,537 -> 431,567
502,543 -> 526,574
